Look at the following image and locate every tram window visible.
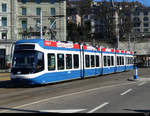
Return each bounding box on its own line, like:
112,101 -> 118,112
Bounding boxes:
96,55 -> 99,67
48,53 -> 55,71
130,57 -> 131,64
117,56 -> 119,65
104,56 -> 107,66
131,57 -> 133,64
85,55 -> 90,68
36,52 -> 44,72
57,54 -> 64,70
107,56 -> 110,66
91,55 -> 95,67
128,57 -> 130,64
111,56 -> 114,66
121,57 -> 124,65
66,54 -> 72,69
120,56 -> 122,65
125,57 -> 128,64
73,54 -> 79,69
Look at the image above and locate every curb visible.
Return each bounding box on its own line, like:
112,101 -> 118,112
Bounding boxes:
128,77 -> 150,81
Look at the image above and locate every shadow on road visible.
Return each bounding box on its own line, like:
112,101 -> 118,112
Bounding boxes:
0,80 -> 43,88
0,107 -> 40,113
124,109 -> 150,113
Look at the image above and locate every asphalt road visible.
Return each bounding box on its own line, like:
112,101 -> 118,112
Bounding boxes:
0,68 -> 150,113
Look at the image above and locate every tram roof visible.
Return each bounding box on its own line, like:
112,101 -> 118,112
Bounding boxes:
16,39 -> 43,44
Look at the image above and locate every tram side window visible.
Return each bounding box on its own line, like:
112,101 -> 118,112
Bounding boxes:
73,54 -> 79,69
96,55 -> 100,67
57,54 -> 64,70
48,53 -> 55,71
91,55 -> 95,67
66,54 -> 72,69
104,56 -> 107,66
36,52 -> 44,72
119,56 -> 122,65
111,56 -> 114,66
107,56 -> 111,66
128,57 -> 130,64
131,57 -> 133,64
85,55 -> 90,68
125,57 -> 128,65
117,56 -> 120,65
122,57 -> 124,65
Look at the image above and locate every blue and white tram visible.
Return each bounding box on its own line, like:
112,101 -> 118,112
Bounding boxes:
101,48 -> 116,74
115,49 -> 126,72
125,51 -> 134,71
11,39 -> 134,85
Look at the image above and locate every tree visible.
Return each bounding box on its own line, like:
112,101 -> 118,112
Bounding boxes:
94,1 -> 134,44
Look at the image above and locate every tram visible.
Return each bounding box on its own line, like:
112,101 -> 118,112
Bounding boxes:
11,39 -> 134,85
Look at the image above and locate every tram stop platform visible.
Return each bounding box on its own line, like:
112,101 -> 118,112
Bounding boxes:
128,68 -> 150,82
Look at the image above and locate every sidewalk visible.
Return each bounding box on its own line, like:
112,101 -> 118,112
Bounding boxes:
0,73 -> 10,81
128,68 -> 150,81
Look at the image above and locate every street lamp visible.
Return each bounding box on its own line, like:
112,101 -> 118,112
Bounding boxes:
116,7 -> 122,49
40,10 -> 43,39
112,0 -> 122,49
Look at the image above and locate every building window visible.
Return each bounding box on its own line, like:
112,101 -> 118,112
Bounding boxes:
143,17 -> 149,21
144,11 -> 148,16
144,29 -> 148,32
2,17 -> 7,27
2,4 -> 7,12
134,29 -> 140,32
2,33 -> 7,40
51,8 -> 55,16
22,20 -> 27,29
134,11 -> 140,16
144,23 -> 149,27
36,8 -> 41,16
133,17 -> 140,22
50,19 -> 56,29
36,0 -> 41,4
134,23 -> 140,27
50,0 -> 54,4
22,0 -> 27,4
22,8 -> 26,16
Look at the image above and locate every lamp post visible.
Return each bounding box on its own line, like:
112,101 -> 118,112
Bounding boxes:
40,10 -> 43,39
112,0 -> 122,49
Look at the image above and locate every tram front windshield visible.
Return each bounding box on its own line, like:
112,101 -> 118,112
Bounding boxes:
11,50 -> 44,74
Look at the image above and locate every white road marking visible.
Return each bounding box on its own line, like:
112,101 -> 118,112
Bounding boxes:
87,102 -> 109,113
138,82 -> 146,86
120,89 -> 132,96
39,109 -> 86,113
0,82 -> 136,113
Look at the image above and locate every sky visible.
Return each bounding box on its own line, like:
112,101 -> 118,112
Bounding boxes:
93,0 -> 150,6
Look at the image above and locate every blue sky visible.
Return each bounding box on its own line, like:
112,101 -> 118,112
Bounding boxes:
93,0 -> 150,6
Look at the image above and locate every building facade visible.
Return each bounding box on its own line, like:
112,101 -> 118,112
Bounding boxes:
131,6 -> 150,38
0,0 -> 66,70
17,0 -> 66,41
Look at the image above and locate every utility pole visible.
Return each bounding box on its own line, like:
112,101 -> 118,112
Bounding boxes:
111,0 -> 120,49
40,10 -> 43,39
128,33 -> 131,50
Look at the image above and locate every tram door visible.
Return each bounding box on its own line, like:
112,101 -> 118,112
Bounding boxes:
0,49 -> 6,69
